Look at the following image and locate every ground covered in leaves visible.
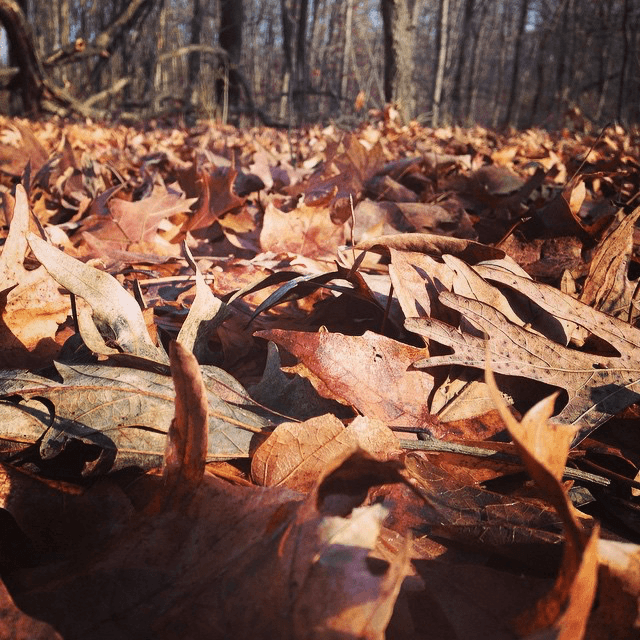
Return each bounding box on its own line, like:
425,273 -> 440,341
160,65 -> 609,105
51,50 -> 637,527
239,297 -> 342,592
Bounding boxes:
1,109 -> 640,639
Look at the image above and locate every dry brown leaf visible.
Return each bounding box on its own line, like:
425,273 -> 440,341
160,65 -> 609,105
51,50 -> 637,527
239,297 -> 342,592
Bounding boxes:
0,186 -> 70,367
409,266 -> 640,444
587,539 -> 640,639
28,232 -> 168,363
260,200 -> 346,258
356,231 -> 506,264
176,244 -> 229,362
1,346 -> 410,639
185,167 -> 246,233
255,329 -> 435,429
486,362 -> 598,638
0,121 -> 48,176
0,580 -> 63,640
252,414 -> 399,491
108,183 -> 197,245
580,206 -> 640,322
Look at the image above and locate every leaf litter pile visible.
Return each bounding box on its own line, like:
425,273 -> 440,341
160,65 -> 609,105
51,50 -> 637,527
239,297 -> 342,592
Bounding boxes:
0,110 -> 640,639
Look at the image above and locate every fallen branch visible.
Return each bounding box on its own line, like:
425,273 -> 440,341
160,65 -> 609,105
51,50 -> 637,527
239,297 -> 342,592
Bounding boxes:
81,76 -> 132,109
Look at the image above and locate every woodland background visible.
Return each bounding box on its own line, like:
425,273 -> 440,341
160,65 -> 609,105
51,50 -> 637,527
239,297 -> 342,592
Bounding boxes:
0,0 -> 639,129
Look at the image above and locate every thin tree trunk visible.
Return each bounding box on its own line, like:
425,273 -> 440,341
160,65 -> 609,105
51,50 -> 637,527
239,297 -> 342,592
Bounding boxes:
153,3 -> 167,113
528,2 -> 566,127
217,0 -> 243,110
464,0 -> 488,123
59,0 -> 70,46
491,2 -> 508,127
451,0 -> 473,123
279,0 -> 294,120
340,0 -> 354,105
617,0 -> 630,122
186,0 -> 202,106
595,1 -> 612,122
293,0 -> 308,119
503,0 -> 529,126
553,0 -> 569,110
432,0 -> 449,127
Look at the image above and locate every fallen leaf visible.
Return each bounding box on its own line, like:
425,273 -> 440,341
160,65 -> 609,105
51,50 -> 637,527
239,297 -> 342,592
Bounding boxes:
185,167 -> 246,233
486,361 -> 598,638
252,414 -> 399,491
28,232 -> 168,363
580,206 -> 640,322
260,200 -> 346,258
0,186 -> 70,367
409,266 -> 640,445
1,345 -> 410,639
256,329 -> 435,429
0,359 -> 269,473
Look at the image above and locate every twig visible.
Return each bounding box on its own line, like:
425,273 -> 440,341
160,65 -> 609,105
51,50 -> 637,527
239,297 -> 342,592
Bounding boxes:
399,437 -> 611,487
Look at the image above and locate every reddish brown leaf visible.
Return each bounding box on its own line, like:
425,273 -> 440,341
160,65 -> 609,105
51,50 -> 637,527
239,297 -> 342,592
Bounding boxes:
486,364 -> 598,638
2,450 -> 409,640
186,167 -> 246,232
252,414 -> 399,491
256,329 -> 434,428
260,200 -> 346,258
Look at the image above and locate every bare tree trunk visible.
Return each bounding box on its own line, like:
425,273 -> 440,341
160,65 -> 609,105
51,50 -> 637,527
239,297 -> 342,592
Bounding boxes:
464,0 -> 488,123
594,1 -> 612,122
293,0 -> 308,119
279,0 -> 294,120
59,0 -> 70,46
0,0 -> 45,113
153,3 -> 167,113
528,2 -> 567,127
503,0 -> 529,126
450,0 -> 473,123
552,0 -> 569,113
340,0 -> 354,105
617,0 -> 630,122
380,0 -> 421,122
491,2 -> 508,127
217,0 -> 244,110
186,0 -> 202,106
431,0 -> 450,127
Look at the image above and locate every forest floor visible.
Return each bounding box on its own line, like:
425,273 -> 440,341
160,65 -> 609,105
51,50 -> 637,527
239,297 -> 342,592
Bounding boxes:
0,109 -> 639,639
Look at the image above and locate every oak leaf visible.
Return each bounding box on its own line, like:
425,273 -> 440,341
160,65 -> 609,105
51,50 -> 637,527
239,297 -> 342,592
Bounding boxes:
409,265 -> 640,445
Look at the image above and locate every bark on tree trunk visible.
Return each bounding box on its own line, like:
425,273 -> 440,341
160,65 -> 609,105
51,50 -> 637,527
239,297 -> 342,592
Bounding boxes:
503,0 -> 529,126
380,0 -> 420,122
187,0 -> 203,106
491,2 -> 508,127
293,0 -> 308,119
432,0 -> 450,127
0,0 -> 45,113
528,0 -> 567,127
340,0 -> 354,104
617,0 -> 630,123
217,0 -> 244,110
464,0 -> 488,124
450,0 -> 473,123
279,0 -> 294,120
